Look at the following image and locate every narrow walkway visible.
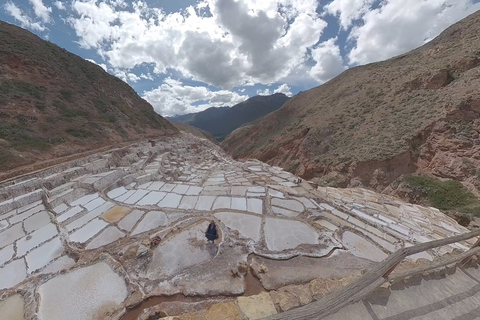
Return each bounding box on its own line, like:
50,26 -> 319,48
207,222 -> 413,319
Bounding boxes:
323,266 -> 480,320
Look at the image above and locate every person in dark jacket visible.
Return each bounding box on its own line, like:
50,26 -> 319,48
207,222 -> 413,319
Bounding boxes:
205,221 -> 219,243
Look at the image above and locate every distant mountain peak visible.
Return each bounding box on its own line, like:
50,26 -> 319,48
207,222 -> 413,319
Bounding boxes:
167,93 -> 289,141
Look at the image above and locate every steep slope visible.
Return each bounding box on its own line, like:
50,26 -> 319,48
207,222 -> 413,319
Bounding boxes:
170,122 -> 218,143
0,21 -> 177,173
222,11 -> 480,198
168,93 -> 289,141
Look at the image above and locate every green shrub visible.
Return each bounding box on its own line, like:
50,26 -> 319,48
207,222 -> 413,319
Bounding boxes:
60,89 -> 74,102
404,174 -> 480,214
66,128 -> 91,138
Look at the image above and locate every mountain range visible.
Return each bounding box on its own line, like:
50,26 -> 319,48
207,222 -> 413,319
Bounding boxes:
167,93 -> 289,141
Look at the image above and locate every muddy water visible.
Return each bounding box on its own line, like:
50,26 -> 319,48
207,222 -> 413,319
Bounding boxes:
120,294 -> 204,320
244,270 -> 265,296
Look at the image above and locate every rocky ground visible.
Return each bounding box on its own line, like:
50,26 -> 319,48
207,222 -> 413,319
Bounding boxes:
0,134 -> 473,320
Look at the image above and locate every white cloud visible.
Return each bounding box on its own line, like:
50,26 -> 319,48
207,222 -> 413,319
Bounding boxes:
4,1 -> 46,31
66,0 -> 326,89
29,0 -> 52,23
347,0 -> 480,65
257,88 -> 272,96
143,78 -> 249,116
274,84 -> 292,96
309,38 -> 346,83
85,58 -> 108,72
325,0 -> 374,29
114,70 -> 141,83
54,1 -> 66,11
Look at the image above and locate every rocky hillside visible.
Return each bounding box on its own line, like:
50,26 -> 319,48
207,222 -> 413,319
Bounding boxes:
168,93 -> 288,141
0,21 -> 177,173
222,11 -> 480,215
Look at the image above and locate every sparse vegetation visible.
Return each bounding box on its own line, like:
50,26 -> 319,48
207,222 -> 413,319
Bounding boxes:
403,175 -> 480,215
66,128 -> 92,138
59,89 -> 74,102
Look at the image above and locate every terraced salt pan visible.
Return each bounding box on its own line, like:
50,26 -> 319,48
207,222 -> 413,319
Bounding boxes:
178,196 -> 198,209
115,190 -> 136,202
271,198 -> 304,212
268,189 -> 285,198
0,294 -> 24,320
0,244 -> 14,266
57,206 -> 84,223
213,197 -> 231,210
101,206 -> 131,223
23,210 -> 51,233
9,204 -> 45,224
69,219 -> 108,243
83,197 -> 106,212
107,187 -> 128,199
86,227 -> 125,249
148,221 -> 216,277
195,196 -> 216,211
231,186 -> 247,196
247,198 -> 263,215
66,202 -> 114,232
231,197 -> 247,211
157,193 -> 182,208
40,255 -> 75,274
294,197 -> 316,209
26,237 -> 64,273
264,218 -> 319,251
272,207 -> 300,217
123,190 -> 149,205
16,223 -> 58,256
118,210 -> 145,232
342,231 -> 388,262
147,181 -> 165,191
185,186 -> 203,195
0,220 -> 8,232
131,211 -> 168,235
0,259 -> 27,290
70,193 -> 98,207
37,262 -> 128,320
160,183 -> 177,192
137,191 -> 166,206
172,184 -> 190,194
215,212 -> 261,242
52,203 -> 68,215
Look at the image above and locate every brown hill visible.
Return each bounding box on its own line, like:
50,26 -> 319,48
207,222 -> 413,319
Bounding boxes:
0,21 -> 177,174
222,11 -> 480,212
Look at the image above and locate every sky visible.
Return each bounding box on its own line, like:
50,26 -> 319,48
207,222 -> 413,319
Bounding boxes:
1,0 -> 480,117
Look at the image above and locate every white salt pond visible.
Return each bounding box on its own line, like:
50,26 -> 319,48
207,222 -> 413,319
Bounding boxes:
264,218 -> 319,251
37,262 -> 128,320
147,221 -> 216,277
341,231 -> 388,262
215,212 -> 261,242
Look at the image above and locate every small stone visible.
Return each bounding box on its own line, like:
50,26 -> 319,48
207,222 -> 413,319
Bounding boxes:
136,244 -> 150,258
238,261 -> 248,275
237,292 -> 277,319
269,284 -> 312,311
124,291 -> 144,308
308,277 -> 355,300
205,302 -> 242,320
231,269 -> 240,277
